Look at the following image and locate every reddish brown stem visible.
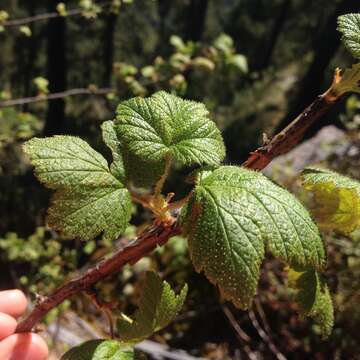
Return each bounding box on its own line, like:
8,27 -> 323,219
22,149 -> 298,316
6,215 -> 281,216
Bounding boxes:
242,90 -> 342,170
16,222 -> 180,333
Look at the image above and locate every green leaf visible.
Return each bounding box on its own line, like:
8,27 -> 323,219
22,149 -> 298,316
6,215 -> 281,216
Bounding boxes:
302,167 -> 360,234
24,136 -> 132,241
61,340 -> 134,360
337,13 -> 360,59
115,91 -> 225,168
102,120 -> 165,188
332,64 -> 360,96
192,57 -> 215,71
47,185 -> 131,242
24,136 -> 114,188
181,166 -> 325,309
229,54 -> 248,73
122,152 -> 165,188
117,271 -> 187,344
170,35 -> 186,52
214,33 -> 234,55
102,120 -> 126,182
288,269 -> 334,338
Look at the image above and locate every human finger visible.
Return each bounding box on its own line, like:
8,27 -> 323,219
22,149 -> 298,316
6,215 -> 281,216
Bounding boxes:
0,313 -> 17,340
0,290 -> 28,318
0,333 -> 48,360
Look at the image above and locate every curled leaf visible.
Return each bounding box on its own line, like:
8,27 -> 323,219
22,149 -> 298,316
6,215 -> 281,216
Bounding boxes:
288,269 -> 334,338
337,13 -> 360,59
302,167 -> 360,234
117,271 -> 187,344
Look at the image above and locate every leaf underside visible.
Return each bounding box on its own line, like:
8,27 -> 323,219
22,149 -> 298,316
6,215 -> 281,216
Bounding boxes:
117,271 -> 188,344
181,166 -> 325,309
24,136 -> 132,241
115,91 -> 225,169
288,269 -> 334,338
302,167 -> 360,234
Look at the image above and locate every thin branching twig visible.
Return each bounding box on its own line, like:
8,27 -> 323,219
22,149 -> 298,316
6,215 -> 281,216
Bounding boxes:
0,88 -> 114,108
248,309 -> 287,360
3,2 -> 108,27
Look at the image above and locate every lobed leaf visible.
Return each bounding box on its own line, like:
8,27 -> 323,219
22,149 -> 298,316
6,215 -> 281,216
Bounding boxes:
48,185 -> 131,242
24,136 -> 114,188
288,269 -> 334,338
181,166 -> 325,309
302,167 -> 360,234
102,120 -> 165,188
115,91 -> 225,168
24,136 -> 132,241
337,13 -> 360,59
61,340 -> 135,360
117,271 -> 187,344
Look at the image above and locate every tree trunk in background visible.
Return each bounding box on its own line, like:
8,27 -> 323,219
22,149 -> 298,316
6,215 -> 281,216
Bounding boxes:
275,0 -> 360,134
156,0 -> 172,55
255,0 -> 292,71
43,1 -> 67,136
102,13 -> 117,87
184,0 -> 208,41
23,0 -> 37,110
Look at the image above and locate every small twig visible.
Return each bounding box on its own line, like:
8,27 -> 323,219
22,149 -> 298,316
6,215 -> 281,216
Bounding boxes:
2,2 -> 108,27
3,8 -> 82,27
254,297 -> 272,335
0,88 -> 114,108
222,305 -> 257,360
248,309 -> 287,360
222,305 -> 251,342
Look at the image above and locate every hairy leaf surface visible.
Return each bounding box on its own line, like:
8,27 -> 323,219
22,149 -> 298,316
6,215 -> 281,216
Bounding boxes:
61,340 -> 134,360
47,185 -> 131,241
24,136 -> 115,188
181,166 -> 325,309
337,13 -> 360,59
24,136 -> 132,241
302,167 -> 360,234
102,120 -> 165,188
115,91 -> 225,167
288,269 -> 334,338
117,271 -> 187,344
102,120 -> 126,182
